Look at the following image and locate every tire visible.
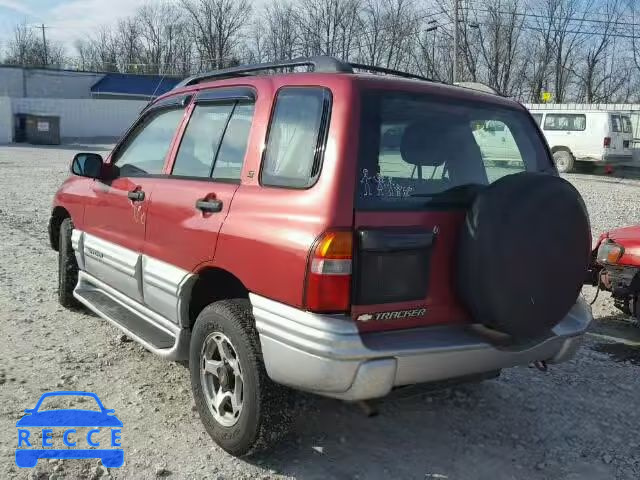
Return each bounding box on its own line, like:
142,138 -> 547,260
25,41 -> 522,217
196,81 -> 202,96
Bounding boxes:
190,299 -> 295,456
58,218 -> 82,309
553,150 -> 574,173
457,172 -> 591,340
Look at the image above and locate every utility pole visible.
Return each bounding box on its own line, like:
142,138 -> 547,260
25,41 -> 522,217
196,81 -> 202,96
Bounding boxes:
453,0 -> 459,83
40,24 -> 48,67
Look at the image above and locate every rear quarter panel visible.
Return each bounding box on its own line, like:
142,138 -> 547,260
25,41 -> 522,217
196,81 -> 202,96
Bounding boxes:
207,76 -> 359,308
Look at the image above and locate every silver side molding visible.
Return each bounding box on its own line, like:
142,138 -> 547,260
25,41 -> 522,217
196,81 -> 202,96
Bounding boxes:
71,229 -> 194,327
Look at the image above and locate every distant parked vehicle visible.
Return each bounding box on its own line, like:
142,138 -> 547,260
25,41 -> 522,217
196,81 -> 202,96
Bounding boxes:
528,109 -> 633,173
588,225 -> 640,324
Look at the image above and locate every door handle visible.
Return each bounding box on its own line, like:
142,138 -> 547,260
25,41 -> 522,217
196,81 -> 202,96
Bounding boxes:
127,190 -> 145,201
196,198 -> 223,213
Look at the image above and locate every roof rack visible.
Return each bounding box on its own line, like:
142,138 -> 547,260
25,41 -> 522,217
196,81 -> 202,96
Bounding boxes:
174,56 -> 353,88
349,62 -> 434,82
173,55 -> 437,89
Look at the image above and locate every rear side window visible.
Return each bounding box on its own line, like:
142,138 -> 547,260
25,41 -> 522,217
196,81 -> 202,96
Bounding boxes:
261,88 -> 331,188
622,116 -> 632,134
358,91 -> 549,209
213,103 -> 254,181
114,108 -> 184,177
543,114 -> 586,131
172,103 -> 234,178
172,101 -> 254,182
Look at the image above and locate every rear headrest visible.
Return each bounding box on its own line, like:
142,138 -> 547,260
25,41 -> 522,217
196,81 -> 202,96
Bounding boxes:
400,119 -> 449,167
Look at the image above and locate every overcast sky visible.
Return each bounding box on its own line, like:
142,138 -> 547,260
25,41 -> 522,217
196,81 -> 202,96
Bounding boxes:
0,0 -> 154,51
0,0 -> 617,57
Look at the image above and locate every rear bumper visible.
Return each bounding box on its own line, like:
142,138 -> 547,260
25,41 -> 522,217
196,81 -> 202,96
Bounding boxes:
576,154 -> 632,165
251,294 -> 592,401
601,153 -> 633,165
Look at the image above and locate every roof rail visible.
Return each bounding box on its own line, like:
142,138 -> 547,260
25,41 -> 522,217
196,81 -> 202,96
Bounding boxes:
174,56 -> 353,89
173,56 -> 443,90
454,82 -> 499,95
349,62 -> 435,82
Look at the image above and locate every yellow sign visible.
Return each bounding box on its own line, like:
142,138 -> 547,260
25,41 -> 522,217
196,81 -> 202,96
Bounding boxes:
541,91 -> 553,103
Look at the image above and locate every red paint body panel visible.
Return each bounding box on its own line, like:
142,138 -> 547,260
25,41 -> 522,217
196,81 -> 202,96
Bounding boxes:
83,177 -> 155,253
353,210 -> 471,332
52,176 -> 92,230
198,76 -> 359,308
143,179 -> 238,270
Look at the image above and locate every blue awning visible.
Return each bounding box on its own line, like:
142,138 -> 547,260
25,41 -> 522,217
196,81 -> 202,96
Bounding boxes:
91,73 -> 181,97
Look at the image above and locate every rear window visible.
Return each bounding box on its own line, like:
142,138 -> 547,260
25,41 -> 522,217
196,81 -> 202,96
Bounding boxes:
357,91 -> 550,209
622,116 -> 633,134
611,114 -> 622,132
543,114 -> 586,131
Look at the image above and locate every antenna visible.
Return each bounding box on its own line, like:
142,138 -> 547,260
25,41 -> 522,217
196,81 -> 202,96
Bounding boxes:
145,74 -> 167,109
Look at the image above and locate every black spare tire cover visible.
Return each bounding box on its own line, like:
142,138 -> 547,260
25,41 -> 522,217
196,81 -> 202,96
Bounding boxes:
457,172 -> 591,340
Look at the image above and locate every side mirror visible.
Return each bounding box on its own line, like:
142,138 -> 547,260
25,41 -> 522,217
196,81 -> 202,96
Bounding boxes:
71,153 -> 104,179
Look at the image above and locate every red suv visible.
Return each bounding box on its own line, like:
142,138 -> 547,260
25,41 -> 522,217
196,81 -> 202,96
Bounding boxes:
49,57 -> 593,456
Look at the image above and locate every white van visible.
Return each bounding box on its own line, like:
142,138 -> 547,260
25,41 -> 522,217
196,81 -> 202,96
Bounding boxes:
528,110 -> 633,172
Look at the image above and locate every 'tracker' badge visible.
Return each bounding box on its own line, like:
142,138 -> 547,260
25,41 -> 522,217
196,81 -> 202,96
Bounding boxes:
357,308 -> 427,322
15,391 -> 123,468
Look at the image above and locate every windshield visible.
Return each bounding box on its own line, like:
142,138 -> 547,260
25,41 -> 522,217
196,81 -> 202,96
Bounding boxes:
36,394 -> 102,412
357,91 -> 550,209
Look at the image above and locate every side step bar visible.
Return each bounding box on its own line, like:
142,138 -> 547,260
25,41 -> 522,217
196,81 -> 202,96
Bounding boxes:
74,271 -> 190,361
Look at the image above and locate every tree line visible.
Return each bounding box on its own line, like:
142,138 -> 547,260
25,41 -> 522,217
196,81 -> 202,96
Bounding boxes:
2,0 -> 639,103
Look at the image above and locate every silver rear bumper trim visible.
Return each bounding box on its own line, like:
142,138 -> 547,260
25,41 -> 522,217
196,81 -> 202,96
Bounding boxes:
251,294 -> 592,401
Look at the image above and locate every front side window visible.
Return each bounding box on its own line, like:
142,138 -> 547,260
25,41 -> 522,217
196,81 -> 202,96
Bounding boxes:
543,114 -> 586,131
261,88 -> 330,188
358,91 -> 549,209
114,108 -> 184,177
622,116 -> 632,134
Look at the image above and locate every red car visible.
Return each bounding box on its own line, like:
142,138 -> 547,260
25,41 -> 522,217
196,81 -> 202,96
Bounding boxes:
49,57 -> 592,455
589,225 -> 640,319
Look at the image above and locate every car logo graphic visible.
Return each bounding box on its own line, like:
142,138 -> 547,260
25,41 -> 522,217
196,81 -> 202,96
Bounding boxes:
357,314 -> 373,322
15,391 -> 123,468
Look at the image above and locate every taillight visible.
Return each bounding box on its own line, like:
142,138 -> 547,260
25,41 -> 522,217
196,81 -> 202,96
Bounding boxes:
304,231 -> 352,312
604,137 -> 611,148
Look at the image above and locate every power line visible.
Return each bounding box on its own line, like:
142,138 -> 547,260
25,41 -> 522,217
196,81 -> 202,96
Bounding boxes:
468,17 -> 640,40
453,0 -> 460,82
467,0 -> 634,22
464,6 -> 640,29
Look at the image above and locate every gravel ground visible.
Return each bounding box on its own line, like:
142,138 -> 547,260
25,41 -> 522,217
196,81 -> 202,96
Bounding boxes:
1,145 -> 639,480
